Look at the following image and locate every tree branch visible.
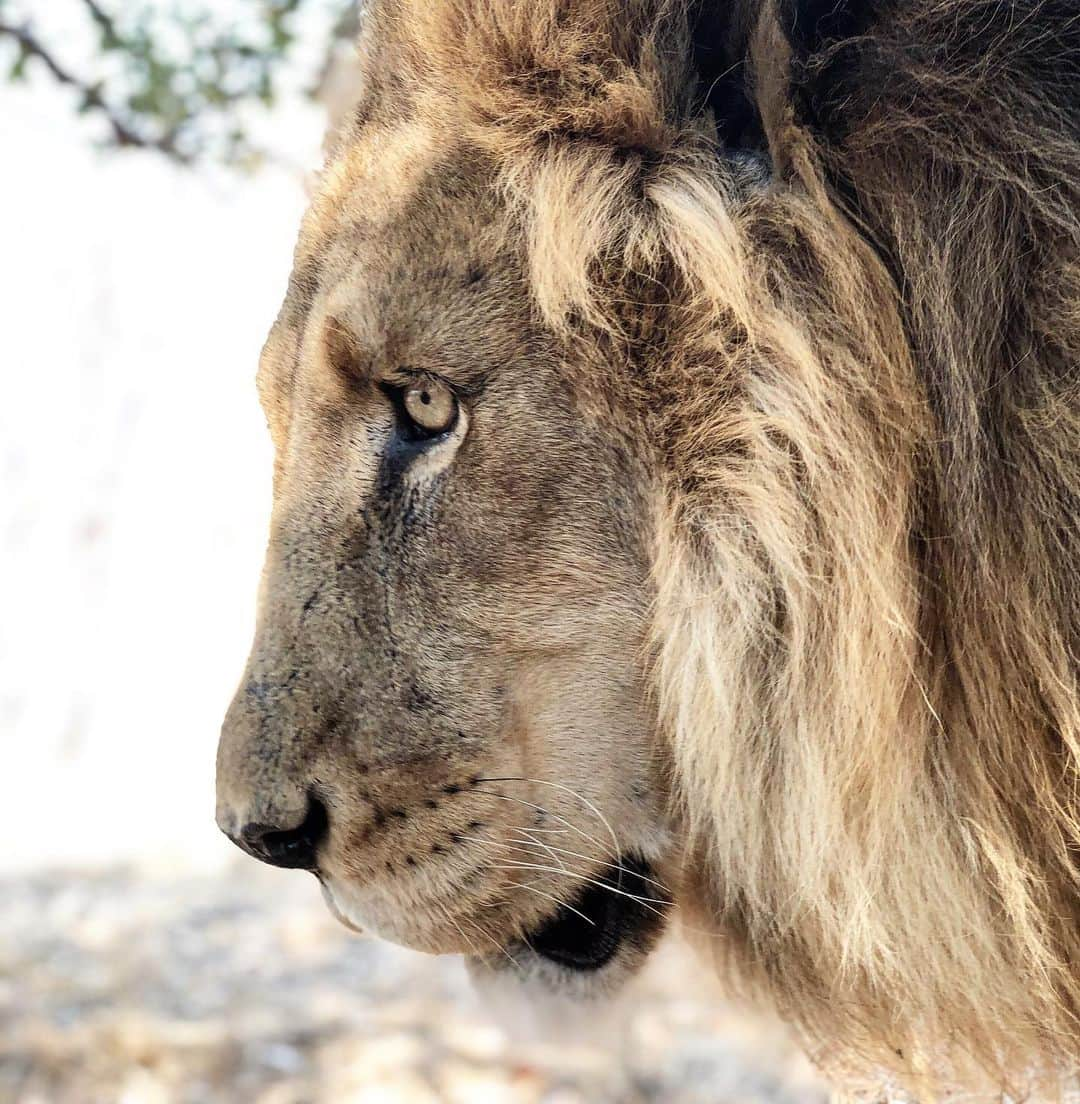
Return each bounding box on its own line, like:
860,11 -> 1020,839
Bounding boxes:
78,0 -> 122,49
0,18 -> 189,161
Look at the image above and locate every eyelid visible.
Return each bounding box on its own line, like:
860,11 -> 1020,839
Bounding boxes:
381,365 -> 484,401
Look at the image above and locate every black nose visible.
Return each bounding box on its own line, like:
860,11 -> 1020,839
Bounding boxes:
239,796 -> 329,870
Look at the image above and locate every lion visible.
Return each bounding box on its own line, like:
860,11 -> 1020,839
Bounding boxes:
215,0 -> 1080,1093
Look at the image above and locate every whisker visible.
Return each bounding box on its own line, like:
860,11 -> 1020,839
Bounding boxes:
459,832 -> 568,872
461,830 -> 671,906
471,788 -> 616,859
476,777 -> 623,865
460,834 -> 611,907
448,829 -> 722,945
466,848 -> 721,946
505,830 -> 671,894
434,901 -> 481,958
503,880 -> 596,927
459,914 -> 524,973
502,826 -> 573,874
458,836 -> 612,925
488,862 -> 671,918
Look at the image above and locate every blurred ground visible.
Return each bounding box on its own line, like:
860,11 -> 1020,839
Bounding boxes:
1,863 -> 827,1104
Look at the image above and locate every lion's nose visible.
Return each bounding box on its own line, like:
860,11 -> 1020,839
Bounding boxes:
234,795 -> 329,871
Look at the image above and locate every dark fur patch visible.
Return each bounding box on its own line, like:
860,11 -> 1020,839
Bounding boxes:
690,1 -> 767,151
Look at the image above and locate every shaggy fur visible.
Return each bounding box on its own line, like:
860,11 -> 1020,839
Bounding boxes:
218,0 -> 1080,1094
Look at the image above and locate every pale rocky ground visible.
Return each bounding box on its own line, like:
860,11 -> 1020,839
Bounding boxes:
1,862 -> 828,1104
1,21 -> 828,1104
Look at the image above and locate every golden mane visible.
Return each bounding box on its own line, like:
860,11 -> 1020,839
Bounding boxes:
354,0 -> 1080,1091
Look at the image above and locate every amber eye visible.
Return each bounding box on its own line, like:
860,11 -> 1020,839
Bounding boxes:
402,379 -> 458,437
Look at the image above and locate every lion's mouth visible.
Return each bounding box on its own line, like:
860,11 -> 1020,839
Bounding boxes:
519,854 -> 669,972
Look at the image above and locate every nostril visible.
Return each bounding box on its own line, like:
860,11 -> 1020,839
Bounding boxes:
240,795 -> 329,871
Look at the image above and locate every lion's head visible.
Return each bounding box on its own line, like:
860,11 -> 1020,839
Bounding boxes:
214,10 -> 680,989
217,0 -> 1080,1092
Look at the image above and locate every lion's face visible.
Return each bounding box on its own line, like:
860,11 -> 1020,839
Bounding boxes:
215,125 -> 672,991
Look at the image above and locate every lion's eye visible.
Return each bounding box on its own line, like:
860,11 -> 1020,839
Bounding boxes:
402,380 -> 458,437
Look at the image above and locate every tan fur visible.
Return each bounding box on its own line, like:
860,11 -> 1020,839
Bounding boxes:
217,0 -> 1080,1094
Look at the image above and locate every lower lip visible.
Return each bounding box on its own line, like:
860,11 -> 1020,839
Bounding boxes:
318,878 -> 366,933
319,875 -> 463,946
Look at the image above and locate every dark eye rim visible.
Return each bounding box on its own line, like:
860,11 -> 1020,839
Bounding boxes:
379,378 -> 460,443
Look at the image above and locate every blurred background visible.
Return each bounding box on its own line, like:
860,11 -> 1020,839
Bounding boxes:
0,3 -> 827,1101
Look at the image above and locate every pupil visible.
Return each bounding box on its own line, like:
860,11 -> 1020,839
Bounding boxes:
421,392 -> 431,405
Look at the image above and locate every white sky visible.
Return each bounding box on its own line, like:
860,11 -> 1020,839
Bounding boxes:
0,9 -> 334,872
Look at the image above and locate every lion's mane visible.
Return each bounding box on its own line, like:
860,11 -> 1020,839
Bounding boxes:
371,0 -> 1080,1090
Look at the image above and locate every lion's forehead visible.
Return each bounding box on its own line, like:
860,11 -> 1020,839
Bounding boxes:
307,118 -> 441,247
256,115 -> 488,431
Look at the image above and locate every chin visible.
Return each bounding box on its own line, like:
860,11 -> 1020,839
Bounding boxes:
320,853 -> 672,996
